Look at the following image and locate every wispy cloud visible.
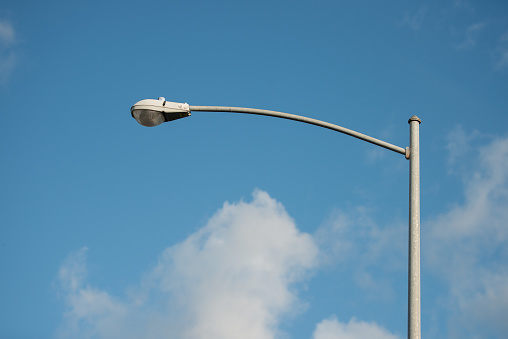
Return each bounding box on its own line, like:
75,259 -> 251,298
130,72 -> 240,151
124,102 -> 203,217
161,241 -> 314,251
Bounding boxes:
454,22 -> 486,50
315,206 -> 406,295
0,20 -> 15,45
453,0 -> 475,13
402,6 -> 428,31
0,19 -> 17,84
56,247 -> 127,339
426,129 -> 508,338
445,125 -> 481,174
494,31 -> 508,70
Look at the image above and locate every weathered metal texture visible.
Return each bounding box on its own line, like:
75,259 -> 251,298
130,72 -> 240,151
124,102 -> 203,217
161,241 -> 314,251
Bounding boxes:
189,106 -> 407,155
408,115 -> 421,339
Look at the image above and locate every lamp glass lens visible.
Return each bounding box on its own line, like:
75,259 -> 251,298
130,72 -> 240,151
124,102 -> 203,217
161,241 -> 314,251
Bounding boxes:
132,109 -> 165,127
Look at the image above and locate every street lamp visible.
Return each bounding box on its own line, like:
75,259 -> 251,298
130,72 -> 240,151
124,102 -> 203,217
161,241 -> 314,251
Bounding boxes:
131,97 -> 422,339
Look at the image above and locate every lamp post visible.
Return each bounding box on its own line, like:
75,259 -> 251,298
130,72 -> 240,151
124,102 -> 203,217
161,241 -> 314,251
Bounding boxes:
131,97 -> 422,339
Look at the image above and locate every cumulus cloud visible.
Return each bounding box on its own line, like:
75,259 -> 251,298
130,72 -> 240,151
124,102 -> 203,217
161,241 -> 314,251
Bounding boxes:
312,316 -> 400,339
56,190 -> 403,338
0,19 -> 17,83
426,130 -> 508,338
57,190 -> 320,339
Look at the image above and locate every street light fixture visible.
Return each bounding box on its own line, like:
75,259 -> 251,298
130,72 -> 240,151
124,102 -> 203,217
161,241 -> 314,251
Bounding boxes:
131,98 -> 422,339
131,97 -> 191,127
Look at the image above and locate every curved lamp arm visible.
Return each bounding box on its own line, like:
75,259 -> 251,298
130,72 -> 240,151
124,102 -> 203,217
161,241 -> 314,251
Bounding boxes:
190,105 -> 407,156
131,98 -> 407,157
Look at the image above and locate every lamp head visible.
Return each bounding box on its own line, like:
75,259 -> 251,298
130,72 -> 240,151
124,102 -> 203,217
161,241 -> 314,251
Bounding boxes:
131,97 -> 191,127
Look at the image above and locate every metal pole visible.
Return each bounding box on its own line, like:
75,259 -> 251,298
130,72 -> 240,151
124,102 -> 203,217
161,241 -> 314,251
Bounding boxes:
408,115 -> 421,339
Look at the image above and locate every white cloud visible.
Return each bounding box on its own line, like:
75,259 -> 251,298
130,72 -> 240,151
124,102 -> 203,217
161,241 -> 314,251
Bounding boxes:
312,316 -> 400,339
426,132 -> 508,338
58,247 -> 88,292
57,190 -> 404,338
0,19 -> 17,83
57,190 -> 319,339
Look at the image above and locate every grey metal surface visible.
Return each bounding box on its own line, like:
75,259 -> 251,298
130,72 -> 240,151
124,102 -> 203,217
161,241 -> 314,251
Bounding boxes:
189,106 -> 407,156
408,115 -> 421,339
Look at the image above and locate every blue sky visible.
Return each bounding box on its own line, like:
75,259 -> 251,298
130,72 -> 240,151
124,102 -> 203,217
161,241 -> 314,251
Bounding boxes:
1,0 -> 508,338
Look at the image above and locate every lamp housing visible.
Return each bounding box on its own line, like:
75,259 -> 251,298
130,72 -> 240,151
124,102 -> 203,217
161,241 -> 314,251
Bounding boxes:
131,98 -> 190,127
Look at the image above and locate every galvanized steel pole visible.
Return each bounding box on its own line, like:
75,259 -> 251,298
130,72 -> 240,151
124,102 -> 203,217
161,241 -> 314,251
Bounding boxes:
408,115 -> 421,339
